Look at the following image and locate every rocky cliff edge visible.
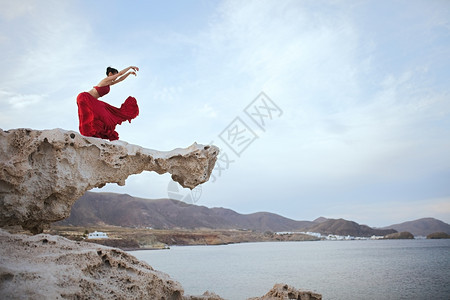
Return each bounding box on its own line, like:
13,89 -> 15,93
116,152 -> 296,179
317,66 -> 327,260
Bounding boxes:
0,128 -> 218,233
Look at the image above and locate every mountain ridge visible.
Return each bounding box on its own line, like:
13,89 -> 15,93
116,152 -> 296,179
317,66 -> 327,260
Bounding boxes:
305,218 -> 396,237
59,192 -> 314,232
382,217 -> 450,236
59,192 -> 450,236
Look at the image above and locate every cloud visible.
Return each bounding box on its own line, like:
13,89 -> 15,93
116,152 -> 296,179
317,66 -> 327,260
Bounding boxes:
0,0 -> 98,130
143,1 -> 448,227
170,0 -> 450,225
1,1 -> 92,89
199,103 -> 218,118
0,90 -> 46,110
0,0 -> 35,20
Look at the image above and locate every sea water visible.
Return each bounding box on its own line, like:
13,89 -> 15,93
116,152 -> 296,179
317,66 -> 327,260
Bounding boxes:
129,239 -> 450,300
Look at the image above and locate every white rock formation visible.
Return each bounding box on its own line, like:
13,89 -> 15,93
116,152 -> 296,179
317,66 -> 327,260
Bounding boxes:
248,283 -> 322,300
0,229 -> 224,300
0,230 -> 323,299
0,128 -> 218,233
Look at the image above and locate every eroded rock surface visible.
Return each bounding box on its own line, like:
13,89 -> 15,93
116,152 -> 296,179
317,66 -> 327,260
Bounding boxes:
248,283 -> 322,300
0,128 -> 218,233
0,230 -> 322,300
0,229 -> 223,300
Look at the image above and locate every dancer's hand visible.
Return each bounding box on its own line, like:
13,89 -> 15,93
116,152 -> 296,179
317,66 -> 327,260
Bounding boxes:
130,66 -> 139,72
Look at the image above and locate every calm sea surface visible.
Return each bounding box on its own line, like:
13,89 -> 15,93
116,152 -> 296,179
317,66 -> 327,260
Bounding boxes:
129,239 -> 450,300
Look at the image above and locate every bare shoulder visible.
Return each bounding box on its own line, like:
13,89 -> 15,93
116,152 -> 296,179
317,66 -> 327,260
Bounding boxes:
97,77 -> 112,87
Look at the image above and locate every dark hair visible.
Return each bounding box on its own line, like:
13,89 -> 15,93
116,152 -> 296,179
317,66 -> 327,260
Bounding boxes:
106,67 -> 118,76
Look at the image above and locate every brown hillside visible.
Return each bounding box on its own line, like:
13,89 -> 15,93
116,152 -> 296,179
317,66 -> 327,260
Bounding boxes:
306,218 -> 396,237
384,218 -> 450,236
58,192 -> 313,232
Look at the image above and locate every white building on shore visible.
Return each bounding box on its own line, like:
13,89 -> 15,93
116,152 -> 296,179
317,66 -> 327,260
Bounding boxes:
87,231 -> 108,239
276,231 -> 388,241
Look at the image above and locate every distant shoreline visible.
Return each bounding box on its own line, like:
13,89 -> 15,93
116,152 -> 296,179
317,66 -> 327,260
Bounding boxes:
46,225 -> 320,250
43,225 -> 448,252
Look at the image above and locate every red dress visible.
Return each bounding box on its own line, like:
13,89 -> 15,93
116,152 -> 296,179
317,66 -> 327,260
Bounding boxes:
76,85 -> 139,141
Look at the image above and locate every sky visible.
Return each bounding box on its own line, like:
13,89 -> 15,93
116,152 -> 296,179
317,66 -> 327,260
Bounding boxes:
1,0 -> 449,227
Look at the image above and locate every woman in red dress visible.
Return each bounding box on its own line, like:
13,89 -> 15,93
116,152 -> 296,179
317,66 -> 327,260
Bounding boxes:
76,66 -> 140,141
